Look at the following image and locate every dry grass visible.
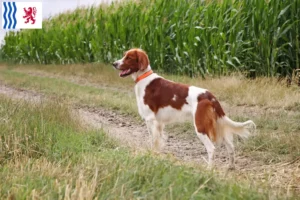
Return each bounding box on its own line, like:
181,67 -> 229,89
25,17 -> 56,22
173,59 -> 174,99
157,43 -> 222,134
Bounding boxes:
4,63 -> 300,109
0,95 -> 270,199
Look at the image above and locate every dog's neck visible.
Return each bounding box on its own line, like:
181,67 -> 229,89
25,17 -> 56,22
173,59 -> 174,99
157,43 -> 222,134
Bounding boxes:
131,65 -> 152,82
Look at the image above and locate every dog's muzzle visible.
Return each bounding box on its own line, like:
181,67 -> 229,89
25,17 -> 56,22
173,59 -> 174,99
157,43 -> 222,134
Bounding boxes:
112,62 -> 119,69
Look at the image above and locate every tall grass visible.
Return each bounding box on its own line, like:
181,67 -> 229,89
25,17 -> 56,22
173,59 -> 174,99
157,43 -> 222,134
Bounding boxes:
0,0 -> 299,77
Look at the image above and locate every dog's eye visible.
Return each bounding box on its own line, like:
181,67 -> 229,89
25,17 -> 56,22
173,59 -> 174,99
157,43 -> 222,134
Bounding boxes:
126,57 -> 131,60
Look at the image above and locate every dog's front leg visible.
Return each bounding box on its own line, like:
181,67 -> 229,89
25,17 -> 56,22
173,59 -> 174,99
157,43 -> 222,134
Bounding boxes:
146,120 -> 155,150
146,120 -> 165,152
146,120 -> 153,144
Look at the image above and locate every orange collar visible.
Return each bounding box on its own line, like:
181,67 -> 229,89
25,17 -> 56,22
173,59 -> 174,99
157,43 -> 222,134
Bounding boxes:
135,70 -> 153,83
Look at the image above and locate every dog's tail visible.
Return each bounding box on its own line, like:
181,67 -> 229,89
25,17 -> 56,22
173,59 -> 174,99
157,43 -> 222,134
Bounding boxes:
217,116 -> 256,140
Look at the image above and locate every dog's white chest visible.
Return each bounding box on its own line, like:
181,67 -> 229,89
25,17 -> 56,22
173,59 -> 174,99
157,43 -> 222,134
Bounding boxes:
134,74 -> 161,121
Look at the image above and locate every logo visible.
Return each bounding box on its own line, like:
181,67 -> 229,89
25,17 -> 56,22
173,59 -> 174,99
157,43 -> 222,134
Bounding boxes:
23,7 -> 37,24
2,2 -> 42,29
2,2 -> 17,29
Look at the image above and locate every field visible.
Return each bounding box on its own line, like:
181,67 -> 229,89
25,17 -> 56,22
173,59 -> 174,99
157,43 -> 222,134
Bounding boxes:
1,0 -> 300,77
0,63 -> 299,199
0,0 -> 300,199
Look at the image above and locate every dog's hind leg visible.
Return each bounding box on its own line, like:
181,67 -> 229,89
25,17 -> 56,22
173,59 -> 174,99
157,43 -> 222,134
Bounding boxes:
194,99 -> 217,168
196,132 -> 215,168
223,131 -> 235,170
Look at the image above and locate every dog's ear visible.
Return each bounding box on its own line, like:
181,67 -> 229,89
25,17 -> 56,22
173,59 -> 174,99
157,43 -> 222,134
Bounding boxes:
137,50 -> 149,71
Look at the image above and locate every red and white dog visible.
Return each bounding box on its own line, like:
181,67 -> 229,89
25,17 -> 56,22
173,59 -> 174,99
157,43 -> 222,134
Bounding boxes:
113,48 -> 256,169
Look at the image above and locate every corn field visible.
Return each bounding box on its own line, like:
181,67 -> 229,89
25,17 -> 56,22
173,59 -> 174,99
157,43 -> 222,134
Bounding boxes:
1,0 -> 299,77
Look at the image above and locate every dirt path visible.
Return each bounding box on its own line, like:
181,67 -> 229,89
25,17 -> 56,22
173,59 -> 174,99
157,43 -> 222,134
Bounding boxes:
0,84 -> 252,165
0,84 -> 213,163
0,84 -> 299,196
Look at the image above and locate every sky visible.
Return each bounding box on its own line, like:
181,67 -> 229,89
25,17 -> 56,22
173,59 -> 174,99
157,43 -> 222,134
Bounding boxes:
0,0 -> 114,43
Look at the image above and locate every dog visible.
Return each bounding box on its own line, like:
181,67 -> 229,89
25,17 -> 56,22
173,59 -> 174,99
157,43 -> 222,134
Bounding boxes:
112,48 -> 256,169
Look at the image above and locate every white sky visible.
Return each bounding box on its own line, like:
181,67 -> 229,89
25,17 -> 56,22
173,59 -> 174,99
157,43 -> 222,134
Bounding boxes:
0,0 -> 114,44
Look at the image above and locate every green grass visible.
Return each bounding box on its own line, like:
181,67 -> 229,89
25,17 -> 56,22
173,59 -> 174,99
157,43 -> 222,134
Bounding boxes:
3,63 -> 300,109
1,0 -> 299,77
0,64 -> 299,165
0,69 -> 139,117
0,95 -> 269,199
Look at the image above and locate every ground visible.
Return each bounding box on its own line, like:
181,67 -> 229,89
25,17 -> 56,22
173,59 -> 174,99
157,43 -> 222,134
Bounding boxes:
0,63 -> 299,198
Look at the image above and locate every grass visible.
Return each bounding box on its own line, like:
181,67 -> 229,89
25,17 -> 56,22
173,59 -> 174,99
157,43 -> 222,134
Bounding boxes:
0,67 -> 138,117
0,63 -> 299,166
0,95 -> 270,199
3,63 -> 300,109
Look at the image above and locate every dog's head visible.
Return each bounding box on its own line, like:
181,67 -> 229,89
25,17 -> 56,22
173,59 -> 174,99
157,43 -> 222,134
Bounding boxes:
112,48 -> 149,77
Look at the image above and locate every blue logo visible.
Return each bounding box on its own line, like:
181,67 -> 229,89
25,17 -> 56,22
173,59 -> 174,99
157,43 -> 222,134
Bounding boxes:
3,2 -> 17,29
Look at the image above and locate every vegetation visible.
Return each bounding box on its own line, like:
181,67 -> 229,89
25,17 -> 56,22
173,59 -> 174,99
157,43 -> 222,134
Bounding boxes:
0,0 -> 299,198
1,64 -> 300,166
1,0 -> 299,77
0,95 -> 269,199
